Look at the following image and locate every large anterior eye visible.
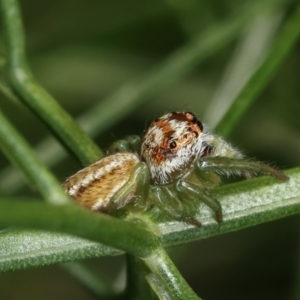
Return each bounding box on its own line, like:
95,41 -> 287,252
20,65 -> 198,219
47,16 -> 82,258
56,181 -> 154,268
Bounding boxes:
169,140 -> 177,149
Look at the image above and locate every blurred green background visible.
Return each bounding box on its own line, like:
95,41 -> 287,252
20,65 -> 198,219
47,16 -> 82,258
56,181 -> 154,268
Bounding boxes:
0,0 -> 300,299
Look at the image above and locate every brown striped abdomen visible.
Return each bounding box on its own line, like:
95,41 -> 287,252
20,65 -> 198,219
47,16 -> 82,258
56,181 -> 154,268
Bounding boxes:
63,152 -> 139,211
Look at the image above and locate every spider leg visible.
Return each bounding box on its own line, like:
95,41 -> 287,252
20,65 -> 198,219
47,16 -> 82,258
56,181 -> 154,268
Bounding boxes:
108,135 -> 142,155
133,162 -> 150,210
150,186 -> 183,220
150,185 -> 201,226
176,179 -> 223,223
107,162 -> 149,212
195,157 -> 289,181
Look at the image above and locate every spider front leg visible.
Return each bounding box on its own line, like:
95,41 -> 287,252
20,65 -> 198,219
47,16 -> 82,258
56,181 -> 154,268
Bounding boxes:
107,161 -> 150,213
195,157 -> 289,181
176,179 -> 223,223
172,157 -> 288,224
108,135 -> 142,155
150,185 -> 202,226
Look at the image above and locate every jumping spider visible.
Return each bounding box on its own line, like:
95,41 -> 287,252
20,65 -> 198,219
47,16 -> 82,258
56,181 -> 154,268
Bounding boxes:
63,111 -> 288,226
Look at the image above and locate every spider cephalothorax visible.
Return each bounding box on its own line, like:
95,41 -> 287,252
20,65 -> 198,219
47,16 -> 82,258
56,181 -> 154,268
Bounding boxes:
63,111 -> 288,226
141,111 -> 246,186
141,112 -> 205,185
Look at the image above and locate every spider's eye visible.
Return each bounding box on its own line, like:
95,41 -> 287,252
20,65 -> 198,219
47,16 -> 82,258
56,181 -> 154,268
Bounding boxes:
169,140 -> 177,149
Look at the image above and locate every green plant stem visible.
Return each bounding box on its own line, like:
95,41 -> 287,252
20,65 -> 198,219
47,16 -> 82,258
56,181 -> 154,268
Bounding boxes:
0,108 -> 70,205
143,270 -> 171,300
0,167 -> 299,272
0,228 -> 123,272
125,254 -> 153,300
0,80 -> 20,104
144,248 -> 201,300
0,200 -> 160,258
0,0 -> 102,165
215,2 -> 300,137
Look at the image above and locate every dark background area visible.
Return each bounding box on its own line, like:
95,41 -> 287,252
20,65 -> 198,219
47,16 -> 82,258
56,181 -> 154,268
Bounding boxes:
0,0 -> 300,299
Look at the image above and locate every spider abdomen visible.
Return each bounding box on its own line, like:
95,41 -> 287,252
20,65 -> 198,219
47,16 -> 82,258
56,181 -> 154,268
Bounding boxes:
63,152 -> 139,211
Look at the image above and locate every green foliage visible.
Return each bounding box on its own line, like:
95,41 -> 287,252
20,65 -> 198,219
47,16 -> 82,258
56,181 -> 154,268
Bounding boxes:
0,0 -> 299,299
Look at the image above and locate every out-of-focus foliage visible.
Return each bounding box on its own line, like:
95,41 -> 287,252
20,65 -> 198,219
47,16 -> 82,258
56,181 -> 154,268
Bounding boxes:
0,0 -> 300,299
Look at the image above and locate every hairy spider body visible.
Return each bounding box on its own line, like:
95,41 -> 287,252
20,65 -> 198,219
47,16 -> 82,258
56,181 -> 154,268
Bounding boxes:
63,152 -> 144,212
63,111 -> 288,225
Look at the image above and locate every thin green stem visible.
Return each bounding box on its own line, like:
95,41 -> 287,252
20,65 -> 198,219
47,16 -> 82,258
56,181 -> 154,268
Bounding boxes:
0,0 -> 102,164
0,200 -> 160,258
0,108 -> 70,205
0,228 -> 123,272
144,248 -> 201,300
125,254 -> 153,300
0,80 -> 20,104
215,2 -> 300,137
143,271 -> 172,300
0,167 -> 298,272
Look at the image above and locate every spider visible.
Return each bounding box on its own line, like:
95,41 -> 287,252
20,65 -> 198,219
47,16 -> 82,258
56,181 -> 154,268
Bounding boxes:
63,111 -> 288,226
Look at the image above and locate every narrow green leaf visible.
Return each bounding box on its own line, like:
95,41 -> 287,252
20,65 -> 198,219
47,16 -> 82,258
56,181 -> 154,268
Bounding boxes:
0,229 -> 121,272
0,200 -> 160,260
0,168 -> 298,273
